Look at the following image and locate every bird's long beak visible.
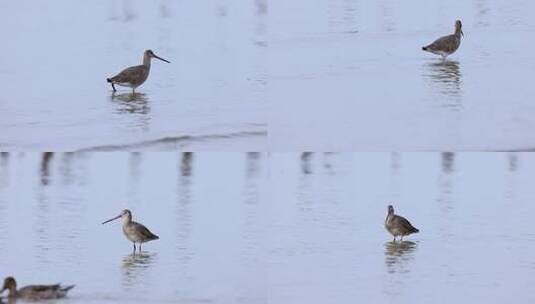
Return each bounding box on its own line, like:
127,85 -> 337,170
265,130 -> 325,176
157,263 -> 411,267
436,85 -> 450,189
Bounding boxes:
461,29 -> 464,37
102,214 -> 122,224
152,54 -> 170,63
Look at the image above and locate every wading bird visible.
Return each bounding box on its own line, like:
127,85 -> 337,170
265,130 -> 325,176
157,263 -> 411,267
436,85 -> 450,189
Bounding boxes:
422,20 -> 464,60
107,50 -> 170,93
385,205 -> 419,241
102,209 -> 159,253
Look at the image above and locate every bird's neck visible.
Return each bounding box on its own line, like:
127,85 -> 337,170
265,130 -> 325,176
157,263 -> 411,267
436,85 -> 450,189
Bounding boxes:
7,286 -> 17,297
122,214 -> 132,226
143,55 -> 152,68
454,28 -> 462,38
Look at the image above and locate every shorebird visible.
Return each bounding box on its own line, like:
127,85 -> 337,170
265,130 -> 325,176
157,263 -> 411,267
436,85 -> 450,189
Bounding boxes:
107,50 -> 170,93
422,20 -> 464,60
102,209 -> 159,253
0,277 -> 74,301
385,205 -> 419,241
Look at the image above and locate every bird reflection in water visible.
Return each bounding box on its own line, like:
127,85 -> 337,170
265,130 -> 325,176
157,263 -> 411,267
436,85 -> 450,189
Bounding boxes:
40,152 -> 54,186
384,241 -> 418,274
300,152 -> 313,175
181,152 -> 193,178
121,252 -> 157,289
246,152 -> 261,178
111,92 -> 151,115
424,60 -> 463,110
0,153 -> 9,187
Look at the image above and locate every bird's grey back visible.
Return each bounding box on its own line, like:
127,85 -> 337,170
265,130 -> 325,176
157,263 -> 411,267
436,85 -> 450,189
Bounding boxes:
110,65 -> 149,85
391,214 -> 419,233
426,34 -> 460,53
131,221 -> 159,240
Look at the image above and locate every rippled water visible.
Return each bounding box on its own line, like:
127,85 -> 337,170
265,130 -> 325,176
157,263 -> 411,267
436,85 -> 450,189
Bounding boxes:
0,153 -> 266,303
0,0 -> 266,150
2,153 -> 535,303
270,153 -> 535,303
270,0 -> 535,150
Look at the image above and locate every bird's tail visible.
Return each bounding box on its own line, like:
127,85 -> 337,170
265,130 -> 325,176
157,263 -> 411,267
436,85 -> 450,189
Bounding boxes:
106,78 -> 112,83
413,228 -> 420,233
422,46 -> 427,51
61,285 -> 75,292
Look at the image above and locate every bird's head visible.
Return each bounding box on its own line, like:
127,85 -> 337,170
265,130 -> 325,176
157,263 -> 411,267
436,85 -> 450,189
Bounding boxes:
1,277 -> 16,293
145,49 -> 170,63
455,20 -> 464,37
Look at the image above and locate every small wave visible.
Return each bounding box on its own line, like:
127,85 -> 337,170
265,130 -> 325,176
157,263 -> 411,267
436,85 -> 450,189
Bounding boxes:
75,129 -> 267,152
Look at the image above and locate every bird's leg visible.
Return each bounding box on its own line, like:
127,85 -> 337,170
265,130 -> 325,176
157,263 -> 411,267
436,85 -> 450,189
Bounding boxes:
132,88 -> 135,95
111,83 -> 116,92
133,243 -> 136,254
400,236 -> 404,241
393,236 -> 396,242
139,243 -> 142,253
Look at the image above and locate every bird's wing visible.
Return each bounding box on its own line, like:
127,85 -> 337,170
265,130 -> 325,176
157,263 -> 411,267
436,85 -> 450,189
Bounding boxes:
133,222 -> 159,240
60,285 -> 75,292
394,215 -> 418,233
19,284 -> 61,293
110,65 -> 146,83
426,34 -> 457,52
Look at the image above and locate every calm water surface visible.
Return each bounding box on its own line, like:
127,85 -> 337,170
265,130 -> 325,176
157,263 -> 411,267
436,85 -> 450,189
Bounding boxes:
270,0 -> 535,150
1,153 -> 534,303
0,0 -> 267,150
0,153 -> 266,303
270,153 -> 535,303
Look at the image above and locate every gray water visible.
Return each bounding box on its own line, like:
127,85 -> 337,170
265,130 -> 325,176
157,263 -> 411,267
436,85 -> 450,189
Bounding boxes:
0,153 -> 266,303
0,0 -> 267,151
2,153 -> 535,303
4,1 -> 535,151
270,0 -> 535,150
270,153 -> 535,303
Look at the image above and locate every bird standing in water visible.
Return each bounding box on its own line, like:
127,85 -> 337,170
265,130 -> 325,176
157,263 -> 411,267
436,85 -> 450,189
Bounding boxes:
102,209 -> 159,253
0,276 -> 74,301
107,50 -> 170,93
422,20 -> 464,60
385,205 -> 419,242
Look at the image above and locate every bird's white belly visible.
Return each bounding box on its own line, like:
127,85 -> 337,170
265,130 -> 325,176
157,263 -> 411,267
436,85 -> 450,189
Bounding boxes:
116,82 -> 137,88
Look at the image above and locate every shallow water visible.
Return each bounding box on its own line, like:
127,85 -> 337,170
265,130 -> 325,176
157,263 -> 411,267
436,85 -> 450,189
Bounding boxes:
270,0 -> 535,150
269,152 -> 535,303
0,0 -> 267,151
1,153 -> 535,303
0,153 -> 266,303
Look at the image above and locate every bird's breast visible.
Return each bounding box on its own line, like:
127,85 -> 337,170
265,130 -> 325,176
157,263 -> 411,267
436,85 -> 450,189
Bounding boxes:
122,224 -> 142,242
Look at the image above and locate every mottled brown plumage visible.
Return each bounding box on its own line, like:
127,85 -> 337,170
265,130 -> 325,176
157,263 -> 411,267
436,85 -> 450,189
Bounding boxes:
385,205 -> 419,241
422,20 -> 464,60
1,277 -> 74,301
102,209 -> 159,253
107,50 -> 170,93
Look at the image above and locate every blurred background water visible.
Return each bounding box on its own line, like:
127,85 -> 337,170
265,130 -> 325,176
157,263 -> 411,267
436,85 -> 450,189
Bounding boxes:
0,153 -> 266,303
269,152 -> 535,303
269,0 -> 535,150
1,153 -> 535,303
0,0 -> 267,150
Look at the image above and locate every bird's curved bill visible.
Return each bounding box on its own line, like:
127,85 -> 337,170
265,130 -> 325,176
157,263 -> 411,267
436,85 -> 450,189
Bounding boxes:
461,30 -> 464,37
102,214 -> 122,224
153,54 -> 170,63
